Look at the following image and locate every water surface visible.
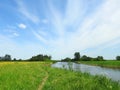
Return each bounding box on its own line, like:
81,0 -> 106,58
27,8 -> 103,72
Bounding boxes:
52,62 -> 120,81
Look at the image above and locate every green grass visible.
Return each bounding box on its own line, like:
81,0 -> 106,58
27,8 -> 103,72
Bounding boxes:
0,62 -> 49,90
43,68 -> 120,90
0,62 -> 120,90
78,60 -> 120,68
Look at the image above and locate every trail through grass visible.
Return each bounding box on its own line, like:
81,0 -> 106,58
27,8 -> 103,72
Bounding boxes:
0,62 -> 48,90
38,73 -> 48,90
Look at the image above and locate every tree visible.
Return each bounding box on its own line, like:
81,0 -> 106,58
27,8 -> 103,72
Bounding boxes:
48,56 -> 52,60
61,57 -> 71,62
116,56 -> 120,60
0,57 -> 2,60
44,55 -> 52,60
4,54 -> 11,61
13,58 -> 17,61
97,56 -> 104,61
74,52 -> 80,61
18,59 -> 22,61
29,54 -> 52,61
81,55 -> 92,61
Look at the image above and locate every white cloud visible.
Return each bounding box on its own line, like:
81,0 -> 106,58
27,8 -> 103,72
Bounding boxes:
5,0 -> 119,60
32,31 -> 47,43
64,0 -> 84,25
38,30 -> 47,37
47,0 -> 120,59
0,34 -> 46,59
77,0 -> 120,47
16,0 -> 40,24
48,2 -> 65,37
18,23 -> 26,29
3,25 -> 20,38
13,33 -> 19,37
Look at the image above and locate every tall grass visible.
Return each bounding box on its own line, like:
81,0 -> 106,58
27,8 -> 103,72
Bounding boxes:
43,68 -> 120,90
0,62 -> 48,90
0,62 -> 120,90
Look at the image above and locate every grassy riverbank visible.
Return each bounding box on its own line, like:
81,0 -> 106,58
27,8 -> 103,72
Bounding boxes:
78,60 -> 120,69
0,62 -> 120,90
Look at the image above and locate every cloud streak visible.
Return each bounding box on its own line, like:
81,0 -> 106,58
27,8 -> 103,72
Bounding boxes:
0,34 -> 46,59
16,0 -> 40,24
1,0 -> 120,60
32,31 -> 47,44
47,0 -> 120,59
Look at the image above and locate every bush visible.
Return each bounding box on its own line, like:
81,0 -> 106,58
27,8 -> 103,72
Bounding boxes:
116,56 -> 120,60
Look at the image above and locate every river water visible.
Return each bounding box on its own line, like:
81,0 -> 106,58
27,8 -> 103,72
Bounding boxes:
52,62 -> 120,82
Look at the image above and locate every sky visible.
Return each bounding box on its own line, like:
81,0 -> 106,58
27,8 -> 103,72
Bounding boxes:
0,0 -> 120,60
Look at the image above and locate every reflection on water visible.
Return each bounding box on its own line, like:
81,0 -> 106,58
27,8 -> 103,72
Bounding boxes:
52,62 -> 120,81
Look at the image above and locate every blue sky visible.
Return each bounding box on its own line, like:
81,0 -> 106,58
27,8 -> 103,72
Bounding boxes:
0,0 -> 120,60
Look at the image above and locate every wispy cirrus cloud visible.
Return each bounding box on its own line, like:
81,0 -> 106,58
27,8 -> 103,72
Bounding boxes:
46,0 -> 120,59
2,25 -> 20,38
1,0 -> 120,60
32,30 -> 47,44
0,34 -> 46,59
16,0 -> 40,24
64,0 -> 84,26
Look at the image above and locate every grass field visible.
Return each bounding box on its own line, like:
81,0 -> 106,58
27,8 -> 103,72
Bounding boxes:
78,60 -> 120,68
0,61 -> 120,90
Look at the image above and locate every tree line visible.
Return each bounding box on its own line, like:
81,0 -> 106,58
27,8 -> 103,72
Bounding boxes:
61,52 -> 120,61
0,54 -> 52,61
29,54 -> 51,61
0,53 -> 120,61
0,54 -> 11,61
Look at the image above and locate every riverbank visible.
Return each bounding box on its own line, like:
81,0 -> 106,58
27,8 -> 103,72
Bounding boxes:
78,60 -> 120,69
0,61 -> 120,90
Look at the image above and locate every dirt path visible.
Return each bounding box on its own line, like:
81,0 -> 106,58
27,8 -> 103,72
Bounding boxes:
38,74 -> 48,90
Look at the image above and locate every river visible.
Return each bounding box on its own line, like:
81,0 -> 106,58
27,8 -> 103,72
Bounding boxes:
52,62 -> 120,82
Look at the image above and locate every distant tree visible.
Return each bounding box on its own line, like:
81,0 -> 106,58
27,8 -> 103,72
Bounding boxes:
13,58 -> 17,61
37,54 -> 44,61
61,57 -> 71,62
81,55 -> 87,61
4,54 -> 11,61
18,59 -> 22,61
96,56 -> 104,61
116,56 -> 120,60
74,52 -> 80,61
29,54 -> 52,61
81,55 -> 92,61
44,55 -> 51,60
0,57 -> 2,60
48,56 -> 52,60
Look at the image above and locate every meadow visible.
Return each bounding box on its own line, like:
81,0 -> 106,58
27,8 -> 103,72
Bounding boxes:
78,60 -> 120,68
0,61 -> 120,90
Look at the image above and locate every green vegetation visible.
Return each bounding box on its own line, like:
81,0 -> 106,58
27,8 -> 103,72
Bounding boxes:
116,56 -> 120,60
29,54 -> 52,61
43,68 -> 120,90
0,62 -> 120,90
0,54 -> 11,61
78,61 -> 120,68
61,52 -> 105,61
0,54 -> 52,61
0,62 -> 49,90
74,52 -> 81,61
